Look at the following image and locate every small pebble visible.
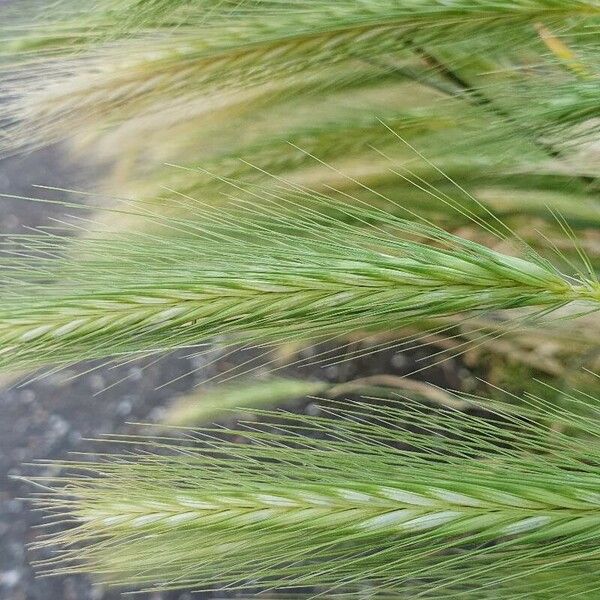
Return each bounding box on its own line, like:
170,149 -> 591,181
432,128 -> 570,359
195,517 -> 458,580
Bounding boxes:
18,390 -> 36,404
117,399 -> 132,416
391,352 -> 409,369
90,585 -> 106,600
305,402 -> 321,416
127,366 -> 144,382
0,569 -> 21,588
323,365 -> 339,381
88,374 -> 106,392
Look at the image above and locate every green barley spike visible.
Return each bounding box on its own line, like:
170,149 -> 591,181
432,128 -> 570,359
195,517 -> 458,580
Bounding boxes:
3,0 -> 599,152
0,199 -> 598,371
28,389 -> 600,596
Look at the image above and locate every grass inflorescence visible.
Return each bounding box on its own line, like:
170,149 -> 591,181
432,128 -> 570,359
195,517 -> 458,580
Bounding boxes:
29,390 -> 600,596
2,0 -> 599,159
1,198 -> 598,372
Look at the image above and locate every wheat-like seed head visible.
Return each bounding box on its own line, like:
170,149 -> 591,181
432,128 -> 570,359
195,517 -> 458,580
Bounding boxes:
3,0 -> 599,153
28,389 -> 600,595
1,198 -> 598,371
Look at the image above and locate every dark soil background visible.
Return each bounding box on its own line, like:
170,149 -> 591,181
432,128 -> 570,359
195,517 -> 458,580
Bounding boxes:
0,149 -> 470,600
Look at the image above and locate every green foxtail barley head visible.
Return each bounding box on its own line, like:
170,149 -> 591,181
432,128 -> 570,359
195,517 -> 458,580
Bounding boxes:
28,388 -> 600,596
2,0 -> 599,163
0,195 -> 598,372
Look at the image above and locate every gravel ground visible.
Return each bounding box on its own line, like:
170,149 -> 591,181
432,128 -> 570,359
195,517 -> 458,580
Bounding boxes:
0,149 -> 470,600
